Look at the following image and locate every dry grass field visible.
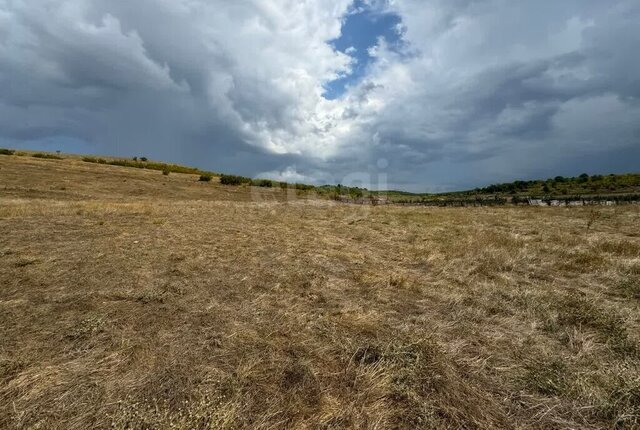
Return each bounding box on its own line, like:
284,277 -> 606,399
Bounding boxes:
1,155 -> 639,429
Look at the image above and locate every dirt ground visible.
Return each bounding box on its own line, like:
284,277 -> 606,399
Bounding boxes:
1,155 -> 639,429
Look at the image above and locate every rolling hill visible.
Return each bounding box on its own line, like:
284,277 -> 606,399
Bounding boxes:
0,151 -> 639,429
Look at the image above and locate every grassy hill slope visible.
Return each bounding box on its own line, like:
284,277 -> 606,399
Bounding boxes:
2,148 -> 638,202
1,153 -> 639,429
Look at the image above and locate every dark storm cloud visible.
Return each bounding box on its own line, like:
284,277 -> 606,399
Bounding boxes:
348,0 -> 640,190
1,0 -> 638,191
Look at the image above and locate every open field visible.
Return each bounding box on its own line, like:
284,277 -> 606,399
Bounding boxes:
1,155 -> 640,429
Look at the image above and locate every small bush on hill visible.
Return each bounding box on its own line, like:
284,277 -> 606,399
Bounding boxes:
220,174 -> 251,186
162,168 -> 170,176
0,148 -> 15,155
140,157 -> 148,162
199,174 -> 213,182
295,183 -> 314,191
254,179 -> 273,188
32,153 -> 62,160
83,156 -> 204,175
82,157 -> 106,163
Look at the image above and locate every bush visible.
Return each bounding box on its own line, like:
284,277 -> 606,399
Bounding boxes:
162,168 -> 170,176
83,156 -> 206,175
0,148 -> 15,155
350,188 -> 364,198
255,179 -> 273,188
199,174 -> 213,182
82,157 -> 105,164
294,183 -> 314,191
140,157 -> 148,162
220,174 -> 251,186
32,153 -> 62,160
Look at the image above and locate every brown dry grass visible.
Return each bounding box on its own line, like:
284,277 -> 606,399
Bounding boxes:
1,156 -> 640,429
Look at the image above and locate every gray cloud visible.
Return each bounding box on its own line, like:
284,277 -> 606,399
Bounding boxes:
1,0 -> 638,191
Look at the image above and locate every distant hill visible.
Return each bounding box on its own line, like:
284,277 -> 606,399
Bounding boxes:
1,148 -> 638,204
378,173 -> 640,203
473,173 -> 640,197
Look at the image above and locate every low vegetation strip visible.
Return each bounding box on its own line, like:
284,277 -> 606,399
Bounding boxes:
219,174 -> 252,185
32,153 -> 63,160
392,194 -> 640,207
477,173 -> 640,195
81,156 -> 208,176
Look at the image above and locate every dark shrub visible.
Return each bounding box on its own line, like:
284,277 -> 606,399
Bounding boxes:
199,174 -> 213,182
84,156 -> 203,175
220,174 -> 250,186
0,148 -> 14,155
162,168 -> 170,176
257,179 -> 273,187
140,157 -> 148,162
82,156 -> 106,164
32,153 -> 62,160
350,188 -> 364,198
294,183 -> 314,191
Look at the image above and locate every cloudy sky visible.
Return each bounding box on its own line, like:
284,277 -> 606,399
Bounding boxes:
2,0 -> 639,191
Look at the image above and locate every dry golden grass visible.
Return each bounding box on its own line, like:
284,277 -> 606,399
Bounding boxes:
1,156 -> 640,429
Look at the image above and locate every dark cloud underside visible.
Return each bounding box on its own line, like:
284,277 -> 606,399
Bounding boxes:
1,0 -> 638,191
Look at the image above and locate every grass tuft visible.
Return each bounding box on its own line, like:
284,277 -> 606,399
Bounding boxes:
522,358 -> 569,396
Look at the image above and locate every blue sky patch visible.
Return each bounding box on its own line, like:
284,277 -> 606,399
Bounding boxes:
323,0 -> 404,100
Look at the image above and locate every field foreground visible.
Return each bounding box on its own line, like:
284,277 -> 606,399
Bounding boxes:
1,156 -> 640,429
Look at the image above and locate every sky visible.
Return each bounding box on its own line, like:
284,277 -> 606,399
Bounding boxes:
1,0 -> 639,192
